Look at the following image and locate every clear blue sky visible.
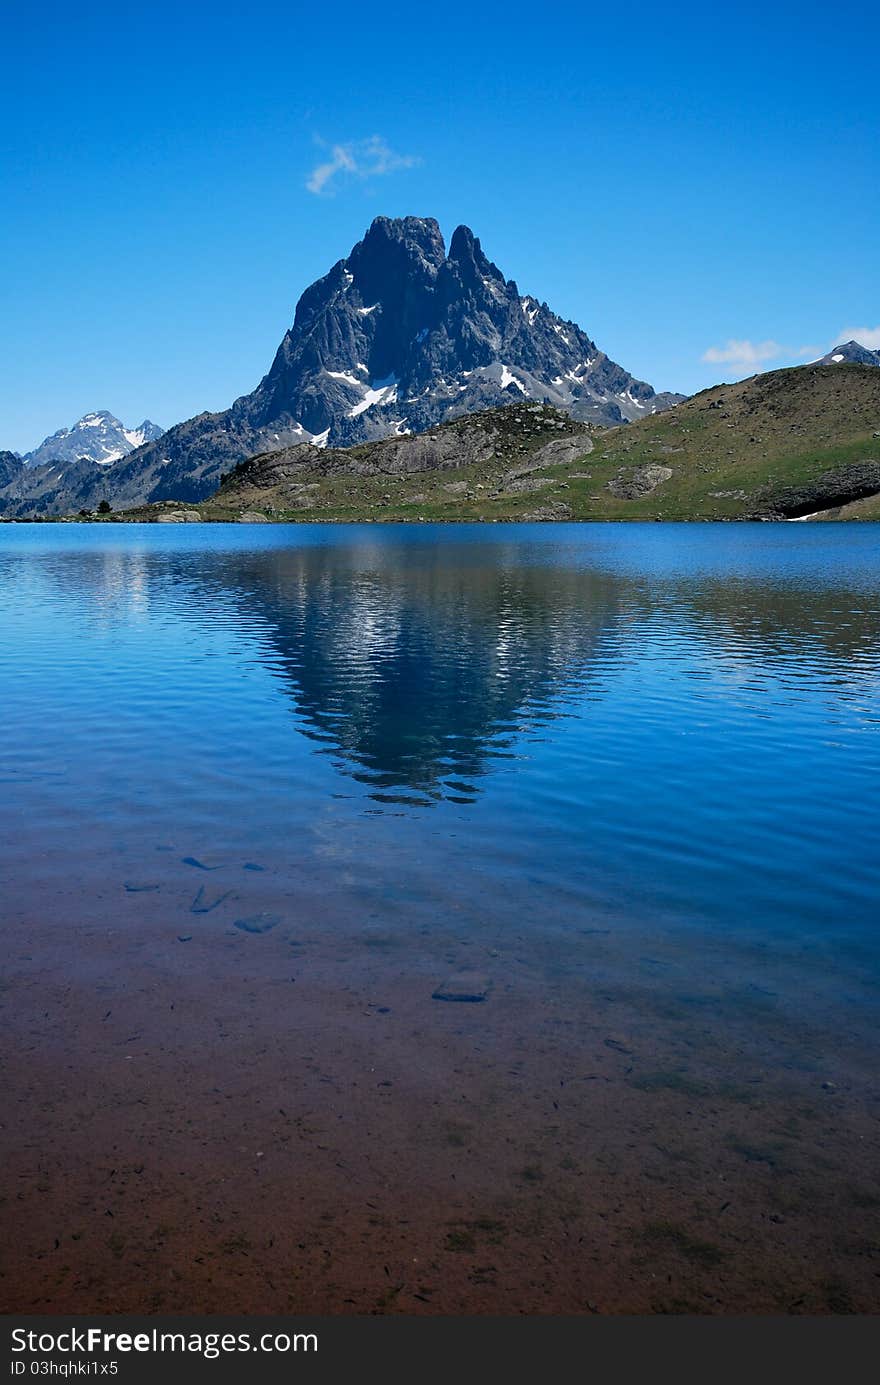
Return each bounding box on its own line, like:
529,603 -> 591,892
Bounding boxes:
2,0 -> 877,452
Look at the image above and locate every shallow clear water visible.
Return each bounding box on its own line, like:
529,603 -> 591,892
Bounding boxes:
2,521 -> 879,1312
3,522 -> 878,952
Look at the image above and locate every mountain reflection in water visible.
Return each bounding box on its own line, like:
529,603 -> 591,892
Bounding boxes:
193,543 -> 628,802
5,524 -> 878,815
178,532 -> 880,804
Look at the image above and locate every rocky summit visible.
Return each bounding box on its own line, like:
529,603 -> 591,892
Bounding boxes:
819,340 -> 880,368
0,217 -> 682,516
23,411 -> 164,469
245,217 -> 684,445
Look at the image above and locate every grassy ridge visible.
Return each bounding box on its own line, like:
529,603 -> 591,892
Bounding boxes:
103,362 -> 880,524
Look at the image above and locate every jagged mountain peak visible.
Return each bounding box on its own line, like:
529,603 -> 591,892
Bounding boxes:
447,224 -> 504,281
360,213 -> 445,256
1,217 -> 682,516
248,216 -> 681,446
22,411 -> 164,470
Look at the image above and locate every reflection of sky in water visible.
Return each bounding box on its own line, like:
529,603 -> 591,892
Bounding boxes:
1,522 -> 879,969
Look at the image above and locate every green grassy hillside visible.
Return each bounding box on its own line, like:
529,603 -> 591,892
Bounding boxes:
85,362 -> 880,524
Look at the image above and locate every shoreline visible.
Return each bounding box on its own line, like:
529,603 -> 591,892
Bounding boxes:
0,515 -> 856,527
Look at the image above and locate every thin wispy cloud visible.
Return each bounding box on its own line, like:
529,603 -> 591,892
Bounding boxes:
306,135 -> 421,196
835,325 -> 880,349
702,339 -> 785,367
701,339 -> 818,368
703,325 -> 880,371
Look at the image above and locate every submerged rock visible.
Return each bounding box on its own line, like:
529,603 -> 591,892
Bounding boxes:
181,856 -> 222,871
191,886 -> 234,914
234,913 -> 281,934
432,972 -> 490,1002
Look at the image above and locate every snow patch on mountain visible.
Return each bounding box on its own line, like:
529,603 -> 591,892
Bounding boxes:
24,411 -> 164,470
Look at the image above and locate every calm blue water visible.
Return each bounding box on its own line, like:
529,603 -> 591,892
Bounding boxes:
3,521 -> 880,1313
2,523 -> 878,955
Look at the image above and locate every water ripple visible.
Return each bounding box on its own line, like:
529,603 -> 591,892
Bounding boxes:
1,522 -> 879,957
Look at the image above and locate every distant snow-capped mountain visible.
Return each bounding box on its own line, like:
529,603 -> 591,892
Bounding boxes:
23,411 -> 164,469
818,340 -> 880,367
2,217 -> 682,515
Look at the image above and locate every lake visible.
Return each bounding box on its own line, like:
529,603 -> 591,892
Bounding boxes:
1,521 -> 879,1314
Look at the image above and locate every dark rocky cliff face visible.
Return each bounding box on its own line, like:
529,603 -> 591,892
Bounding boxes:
0,451 -> 23,488
237,215 -> 681,448
1,217 -> 682,515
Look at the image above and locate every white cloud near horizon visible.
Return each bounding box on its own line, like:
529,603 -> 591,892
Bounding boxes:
306,136 -> 421,196
703,325 -> 880,370
834,325 -> 880,350
702,339 -> 786,366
